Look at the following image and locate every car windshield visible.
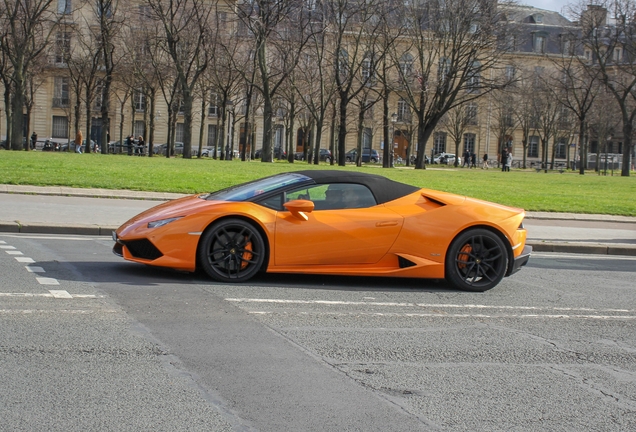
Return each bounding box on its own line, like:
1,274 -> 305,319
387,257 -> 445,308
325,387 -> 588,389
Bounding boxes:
204,173 -> 312,202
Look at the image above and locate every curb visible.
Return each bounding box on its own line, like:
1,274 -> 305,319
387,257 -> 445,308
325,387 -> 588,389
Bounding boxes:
527,241 -> 636,256
0,222 -> 118,237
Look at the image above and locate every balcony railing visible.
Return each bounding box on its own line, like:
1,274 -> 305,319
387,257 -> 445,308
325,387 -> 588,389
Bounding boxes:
52,97 -> 70,108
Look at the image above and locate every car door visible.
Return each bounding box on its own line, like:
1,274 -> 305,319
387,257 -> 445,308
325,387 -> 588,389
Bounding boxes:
273,184 -> 403,266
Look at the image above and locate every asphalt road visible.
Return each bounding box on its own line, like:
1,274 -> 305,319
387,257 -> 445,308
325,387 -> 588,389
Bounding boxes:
1,233 -> 635,431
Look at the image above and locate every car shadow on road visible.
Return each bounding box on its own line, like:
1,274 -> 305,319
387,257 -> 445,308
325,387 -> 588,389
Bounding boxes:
38,259 -> 460,293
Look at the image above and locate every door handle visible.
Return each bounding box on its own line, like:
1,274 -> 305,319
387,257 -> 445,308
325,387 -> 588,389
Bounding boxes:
375,221 -> 398,227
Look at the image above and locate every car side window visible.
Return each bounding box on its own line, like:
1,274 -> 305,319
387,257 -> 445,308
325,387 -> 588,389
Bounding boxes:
317,184 -> 376,210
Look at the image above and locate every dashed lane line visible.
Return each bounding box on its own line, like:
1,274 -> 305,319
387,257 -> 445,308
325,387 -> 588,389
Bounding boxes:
36,278 -> 60,286
0,292 -> 103,299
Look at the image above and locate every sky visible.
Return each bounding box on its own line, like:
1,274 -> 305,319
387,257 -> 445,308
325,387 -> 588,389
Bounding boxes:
522,0 -> 570,14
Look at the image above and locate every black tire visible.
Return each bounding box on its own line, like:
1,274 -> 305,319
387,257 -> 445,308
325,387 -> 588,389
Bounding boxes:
445,228 -> 508,292
346,156 -> 352,162
198,218 -> 266,283
370,157 -> 378,163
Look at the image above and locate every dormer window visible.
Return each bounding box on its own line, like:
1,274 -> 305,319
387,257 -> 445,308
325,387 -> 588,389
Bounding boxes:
534,14 -> 543,24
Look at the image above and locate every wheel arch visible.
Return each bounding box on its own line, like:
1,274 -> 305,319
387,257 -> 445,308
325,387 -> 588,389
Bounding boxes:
195,215 -> 271,273
446,224 -> 514,277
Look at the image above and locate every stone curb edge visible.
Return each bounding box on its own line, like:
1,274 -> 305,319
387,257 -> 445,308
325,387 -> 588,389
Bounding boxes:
1,221 -> 635,257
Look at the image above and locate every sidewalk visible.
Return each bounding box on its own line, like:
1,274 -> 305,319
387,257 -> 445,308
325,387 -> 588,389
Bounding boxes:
1,184 -> 635,256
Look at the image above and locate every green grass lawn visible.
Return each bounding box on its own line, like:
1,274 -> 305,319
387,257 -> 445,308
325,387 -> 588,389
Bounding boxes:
1,151 -> 635,216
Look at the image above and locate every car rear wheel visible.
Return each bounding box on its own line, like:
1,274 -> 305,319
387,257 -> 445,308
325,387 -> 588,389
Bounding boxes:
199,219 -> 265,282
370,157 -> 378,163
445,229 -> 508,292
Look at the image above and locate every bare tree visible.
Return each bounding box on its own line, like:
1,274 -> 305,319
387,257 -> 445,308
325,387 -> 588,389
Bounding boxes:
236,0 -> 314,163
144,0 -> 211,159
440,105 -> 470,167
0,0 -> 57,150
396,0 -> 511,169
574,1 -> 636,176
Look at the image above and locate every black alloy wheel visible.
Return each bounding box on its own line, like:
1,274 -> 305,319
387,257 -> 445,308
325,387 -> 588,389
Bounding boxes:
199,219 -> 265,282
445,229 -> 508,292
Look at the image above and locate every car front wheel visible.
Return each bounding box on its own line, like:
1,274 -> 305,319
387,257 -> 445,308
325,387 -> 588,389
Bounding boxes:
445,228 -> 508,292
198,219 -> 265,283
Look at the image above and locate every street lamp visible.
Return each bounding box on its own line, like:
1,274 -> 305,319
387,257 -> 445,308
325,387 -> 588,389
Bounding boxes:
225,100 -> 233,160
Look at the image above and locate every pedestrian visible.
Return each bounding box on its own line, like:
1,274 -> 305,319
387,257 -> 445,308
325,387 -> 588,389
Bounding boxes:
482,153 -> 489,169
471,152 -> 477,168
500,147 -> 508,172
31,132 -> 37,150
126,135 -> 133,156
137,136 -> 145,156
75,130 -> 83,154
505,151 -> 513,172
462,150 -> 470,167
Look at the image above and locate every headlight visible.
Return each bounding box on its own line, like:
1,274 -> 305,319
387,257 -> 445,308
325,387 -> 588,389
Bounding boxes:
147,217 -> 183,228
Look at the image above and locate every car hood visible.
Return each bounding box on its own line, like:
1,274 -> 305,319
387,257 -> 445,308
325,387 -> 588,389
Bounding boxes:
117,194 -> 216,231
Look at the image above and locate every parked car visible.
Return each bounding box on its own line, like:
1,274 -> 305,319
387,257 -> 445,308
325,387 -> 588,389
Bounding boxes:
345,148 -> 380,163
433,152 -> 460,165
294,149 -> 332,162
60,140 -> 98,152
255,146 -> 286,160
154,142 -> 197,156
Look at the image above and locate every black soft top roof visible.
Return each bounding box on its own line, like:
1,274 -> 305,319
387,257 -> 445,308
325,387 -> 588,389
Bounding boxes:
294,170 -> 419,204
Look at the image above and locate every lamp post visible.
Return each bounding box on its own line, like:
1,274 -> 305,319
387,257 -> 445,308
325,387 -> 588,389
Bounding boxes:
225,100 -> 233,160
390,112 -> 397,168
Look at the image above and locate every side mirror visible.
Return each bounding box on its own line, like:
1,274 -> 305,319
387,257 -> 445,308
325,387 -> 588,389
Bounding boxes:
283,199 -> 315,221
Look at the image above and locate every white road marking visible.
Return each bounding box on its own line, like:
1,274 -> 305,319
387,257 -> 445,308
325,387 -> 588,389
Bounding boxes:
0,309 -> 116,314
533,252 -> 636,261
0,245 -> 16,249
25,266 -> 45,273
225,298 -> 634,313
48,290 -> 72,298
0,293 -> 103,298
247,311 -> 636,320
36,278 -> 60,286
6,250 -> 24,255
0,240 -> 6,244
15,257 -> 35,263
0,234 -> 103,241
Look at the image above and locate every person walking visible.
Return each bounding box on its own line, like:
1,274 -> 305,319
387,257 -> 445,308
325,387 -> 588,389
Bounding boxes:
505,150 -> 513,172
470,152 -> 477,168
462,150 -> 470,167
75,130 -> 83,154
500,147 -> 508,172
482,153 -> 489,169
31,132 -> 37,150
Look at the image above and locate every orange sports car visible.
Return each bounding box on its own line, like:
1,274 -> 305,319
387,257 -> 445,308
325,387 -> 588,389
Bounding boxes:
113,170 -> 531,291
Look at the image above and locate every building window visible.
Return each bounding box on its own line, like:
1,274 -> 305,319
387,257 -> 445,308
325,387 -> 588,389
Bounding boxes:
134,121 -> 145,138
556,138 -> 566,159
52,116 -> 69,138
505,65 -> 516,82
465,103 -> 478,125
464,133 -> 476,154
467,62 -> 480,93
438,57 -> 450,83
176,123 -> 184,142
134,89 -> 146,112
55,32 -> 71,64
53,77 -> 70,108
209,92 -> 218,117
58,0 -> 71,15
613,47 -> 622,62
208,125 -> 217,148
97,1 -> 112,18
533,34 -> 546,53
528,136 -> 539,158
397,99 -> 410,122
361,52 -> 374,82
363,128 -> 372,149
433,132 -> 447,154
399,53 -> 413,77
